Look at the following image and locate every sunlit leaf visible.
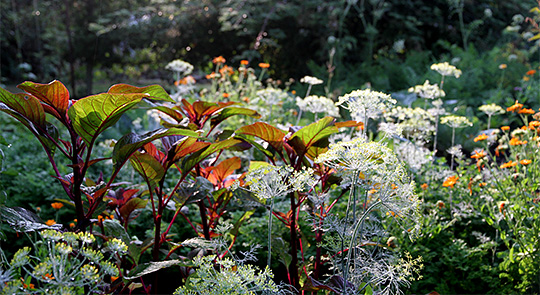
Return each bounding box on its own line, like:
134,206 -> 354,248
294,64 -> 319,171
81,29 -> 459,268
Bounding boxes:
17,80 -> 70,116
210,107 -> 260,128
108,84 -> 174,102
236,122 -> 286,152
125,260 -> 190,280
130,152 -> 165,189
288,117 -> 337,158
180,138 -> 244,175
113,128 -> 200,172
68,93 -> 147,145
208,157 -> 241,185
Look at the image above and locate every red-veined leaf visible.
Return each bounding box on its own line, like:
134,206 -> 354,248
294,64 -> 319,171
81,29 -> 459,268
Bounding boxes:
288,117 -> 338,159
236,122 -> 286,152
166,139 -> 209,167
335,120 -> 364,129
108,84 -> 174,103
118,198 -> 148,221
68,93 -> 147,145
17,80 -> 70,116
129,152 -> 165,189
210,107 -> 261,128
113,128 -> 200,172
208,157 -> 241,185
180,138 -> 244,175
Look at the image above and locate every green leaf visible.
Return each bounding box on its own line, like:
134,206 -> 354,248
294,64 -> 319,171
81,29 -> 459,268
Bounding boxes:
166,138 -> 209,167
180,138 -> 244,176
102,219 -> 130,244
130,152 -> 165,189
234,134 -> 274,159
0,87 -> 46,129
108,84 -> 175,103
288,117 -> 337,159
236,122 -> 286,152
210,107 -> 261,128
125,260 -> 191,280
68,93 -> 147,145
119,198 -> 148,221
17,80 -> 70,116
113,128 -> 200,172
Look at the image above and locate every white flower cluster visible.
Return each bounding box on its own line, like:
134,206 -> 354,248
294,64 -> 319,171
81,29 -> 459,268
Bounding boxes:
300,75 -> 323,85
296,95 -> 340,117
235,165 -> 315,200
385,106 -> 436,141
337,89 -> 396,124
255,88 -> 290,106
394,141 -> 433,172
408,80 -> 445,99
430,62 -> 462,78
478,103 -> 505,116
440,115 -> 473,129
165,59 -> 194,76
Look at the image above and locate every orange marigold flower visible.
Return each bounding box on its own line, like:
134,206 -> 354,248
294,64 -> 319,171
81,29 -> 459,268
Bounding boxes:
219,65 -> 234,76
241,96 -> 250,103
499,64 -> 507,70
526,69 -> 537,75
470,150 -> 486,159
51,202 -> 64,210
222,93 -> 230,98
258,62 -> 270,69
212,56 -> 226,64
507,101 -> 523,112
501,126 -> 510,131
478,182 -> 487,187
529,121 -> 540,128
206,72 -> 217,79
509,137 -> 527,146
499,201 -> 508,215
178,75 -> 195,85
520,159 -> 532,165
518,108 -> 535,115
442,175 -> 459,188
69,222 -> 75,228
45,219 -> 56,226
421,183 -> 428,190
474,134 -> 489,142
240,60 -> 249,66
500,160 -> 517,169
523,76 -> 530,81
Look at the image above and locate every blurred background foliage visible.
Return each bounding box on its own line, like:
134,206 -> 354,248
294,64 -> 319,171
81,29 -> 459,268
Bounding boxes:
1,0 -> 537,100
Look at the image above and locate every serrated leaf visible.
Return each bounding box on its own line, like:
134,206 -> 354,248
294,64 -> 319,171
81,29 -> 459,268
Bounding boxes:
236,122 -> 286,152
125,260 -> 190,280
108,84 -> 174,103
113,128 -> 200,172
68,93 -> 147,145
130,152 -> 165,189
17,80 -> 70,115
210,107 -> 261,128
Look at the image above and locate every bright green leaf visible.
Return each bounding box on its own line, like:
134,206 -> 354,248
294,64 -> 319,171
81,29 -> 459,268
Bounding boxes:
130,152 -> 165,189
108,84 -> 174,103
236,122 -> 286,152
17,80 -> 70,115
210,107 -> 261,128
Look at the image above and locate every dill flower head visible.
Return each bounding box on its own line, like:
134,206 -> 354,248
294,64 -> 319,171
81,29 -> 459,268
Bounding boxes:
300,75 -> 324,85
336,89 -> 396,124
430,62 -> 462,78
235,165 -> 315,200
296,95 -> 340,117
408,80 -> 445,99
255,88 -> 290,106
479,103 -> 505,116
165,59 -> 194,76
440,115 -> 473,129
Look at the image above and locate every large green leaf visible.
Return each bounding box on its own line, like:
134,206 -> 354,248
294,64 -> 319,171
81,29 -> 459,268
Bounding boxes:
129,152 -> 165,189
288,117 -> 337,158
68,93 -> 147,145
236,122 -> 286,152
210,107 -> 260,128
108,84 -> 175,103
234,134 -> 274,159
113,128 -> 200,172
17,80 -> 70,116
166,138 -> 209,168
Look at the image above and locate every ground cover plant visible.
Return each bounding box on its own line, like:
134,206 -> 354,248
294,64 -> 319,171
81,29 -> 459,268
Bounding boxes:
1,1 -> 540,295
